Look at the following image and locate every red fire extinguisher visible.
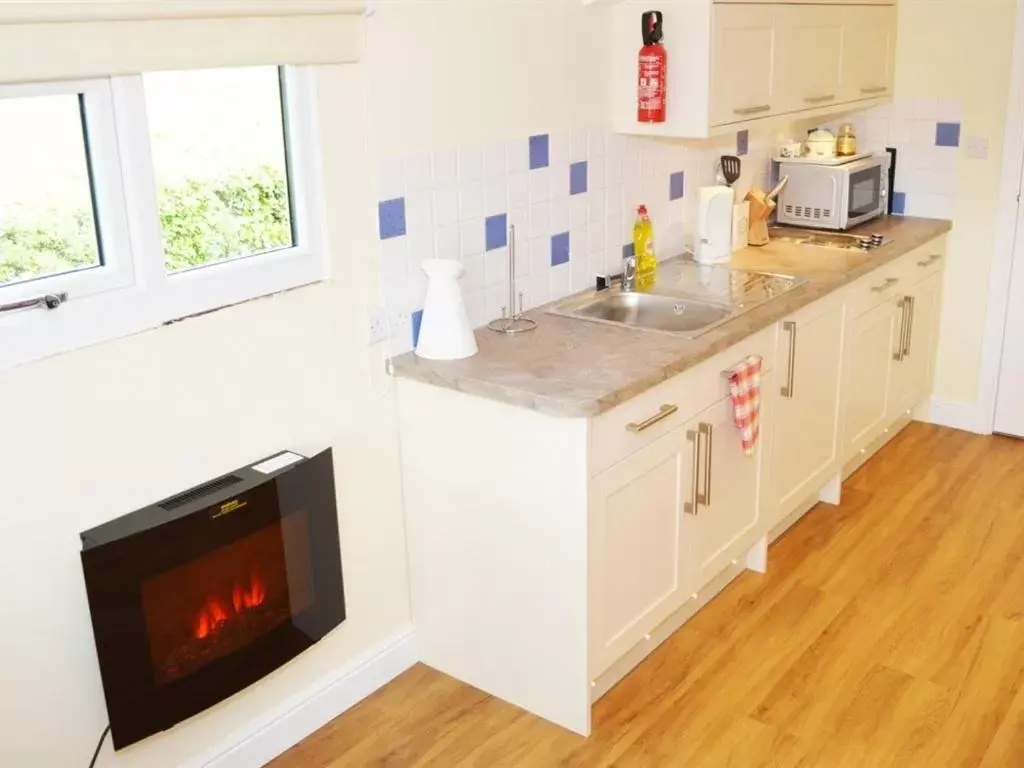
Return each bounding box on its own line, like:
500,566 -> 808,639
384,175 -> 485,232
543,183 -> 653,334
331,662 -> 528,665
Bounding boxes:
637,10 -> 667,123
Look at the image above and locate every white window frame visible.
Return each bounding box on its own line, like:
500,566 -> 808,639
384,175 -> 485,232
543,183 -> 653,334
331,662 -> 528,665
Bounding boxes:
0,66 -> 329,370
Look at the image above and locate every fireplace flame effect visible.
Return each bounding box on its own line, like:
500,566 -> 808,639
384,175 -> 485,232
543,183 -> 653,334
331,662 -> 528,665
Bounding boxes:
193,571 -> 266,640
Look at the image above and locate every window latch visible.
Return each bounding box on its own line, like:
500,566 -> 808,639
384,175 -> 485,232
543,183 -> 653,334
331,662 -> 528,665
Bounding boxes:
0,292 -> 69,315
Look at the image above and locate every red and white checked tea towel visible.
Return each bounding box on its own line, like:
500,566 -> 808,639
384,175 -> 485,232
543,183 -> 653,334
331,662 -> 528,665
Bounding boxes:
727,355 -> 763,456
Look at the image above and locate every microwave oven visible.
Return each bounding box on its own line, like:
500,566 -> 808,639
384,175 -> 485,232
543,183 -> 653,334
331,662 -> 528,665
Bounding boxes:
775,154 -> 891,231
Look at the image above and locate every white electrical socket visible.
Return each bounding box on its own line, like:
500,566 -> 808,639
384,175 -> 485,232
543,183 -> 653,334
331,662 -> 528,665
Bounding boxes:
367,307 -> 389,346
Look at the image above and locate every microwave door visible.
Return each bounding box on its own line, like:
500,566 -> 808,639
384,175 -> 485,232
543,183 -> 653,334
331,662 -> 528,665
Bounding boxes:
847,165 -> 883,222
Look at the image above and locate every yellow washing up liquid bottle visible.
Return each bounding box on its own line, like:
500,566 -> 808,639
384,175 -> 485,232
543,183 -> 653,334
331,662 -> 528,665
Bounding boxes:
633,205 -> 657,290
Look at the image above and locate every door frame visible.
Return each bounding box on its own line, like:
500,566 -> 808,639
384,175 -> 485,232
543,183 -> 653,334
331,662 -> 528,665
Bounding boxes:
980,0 -> 1024,433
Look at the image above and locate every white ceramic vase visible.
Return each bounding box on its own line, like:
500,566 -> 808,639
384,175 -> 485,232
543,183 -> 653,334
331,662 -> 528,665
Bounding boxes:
415,259 -> 478,360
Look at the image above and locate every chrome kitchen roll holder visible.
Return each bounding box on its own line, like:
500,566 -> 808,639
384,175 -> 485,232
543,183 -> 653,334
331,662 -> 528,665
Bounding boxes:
488,223 -> 537,335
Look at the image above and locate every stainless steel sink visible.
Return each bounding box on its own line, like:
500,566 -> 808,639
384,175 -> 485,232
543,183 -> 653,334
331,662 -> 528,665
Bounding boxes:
559,291 -> 736,335
547,260 -> 807,337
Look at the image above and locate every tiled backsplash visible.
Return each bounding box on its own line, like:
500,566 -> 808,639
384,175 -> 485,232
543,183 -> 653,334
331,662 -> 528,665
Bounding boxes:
818,97 -> 963,221
375,98 -> 963,354
374,127 -> 772,353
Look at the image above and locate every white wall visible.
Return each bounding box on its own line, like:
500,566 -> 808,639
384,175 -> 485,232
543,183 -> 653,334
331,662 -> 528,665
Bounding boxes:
894,0 -> 1019,406
0,64 -> 412,767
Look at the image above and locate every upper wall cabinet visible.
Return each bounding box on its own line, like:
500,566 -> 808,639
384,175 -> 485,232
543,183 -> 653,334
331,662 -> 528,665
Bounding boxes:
608,1 -> 897,138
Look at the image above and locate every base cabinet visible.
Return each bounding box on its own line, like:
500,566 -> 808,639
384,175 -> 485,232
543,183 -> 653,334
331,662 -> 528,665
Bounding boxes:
890,272 -> 942,421
843,299 -> 899,461
588,428 -> 693,676
690,370 -> 774,590
770,296 -> 846,525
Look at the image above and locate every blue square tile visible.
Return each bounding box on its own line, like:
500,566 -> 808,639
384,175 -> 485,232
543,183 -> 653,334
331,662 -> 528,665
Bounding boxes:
412,309 -> 424,348
936,122 -> 961,148
891,192 -> 907,215
669,171 -> 685,201
570,161 -> 588,195
485,213 -> 508,251
737,130 -> 749,157
378,197 -> 406,240
623,242 -> 635,259
551,232 -> 570,266
529,134 -> 550,170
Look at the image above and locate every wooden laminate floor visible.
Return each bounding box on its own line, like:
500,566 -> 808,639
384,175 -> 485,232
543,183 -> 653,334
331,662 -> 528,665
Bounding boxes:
272,424 -> 1024,767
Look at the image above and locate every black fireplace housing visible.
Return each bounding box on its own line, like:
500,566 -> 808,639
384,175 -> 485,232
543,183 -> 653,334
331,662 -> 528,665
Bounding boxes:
80,449 -> 345,750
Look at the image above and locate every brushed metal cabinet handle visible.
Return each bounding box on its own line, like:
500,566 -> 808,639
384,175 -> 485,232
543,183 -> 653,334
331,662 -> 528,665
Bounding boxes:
781,321 -> 797,399
626,404 -> 679,433
734,104 -> 772,116
894,297 -> 908,362
861,86 -> 889,95
917,254 -> 943,267
904,296 -> 916,358
697,422 -> 714,507
804,94 -> 836,104
871,277 -> 899,293
685,429 -> 701,516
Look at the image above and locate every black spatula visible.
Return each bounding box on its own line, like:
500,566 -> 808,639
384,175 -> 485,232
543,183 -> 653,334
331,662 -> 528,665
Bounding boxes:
719,155 -> 742,187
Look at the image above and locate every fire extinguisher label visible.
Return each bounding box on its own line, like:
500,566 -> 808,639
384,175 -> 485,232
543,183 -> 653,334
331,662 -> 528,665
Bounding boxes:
637,51 -> 666,122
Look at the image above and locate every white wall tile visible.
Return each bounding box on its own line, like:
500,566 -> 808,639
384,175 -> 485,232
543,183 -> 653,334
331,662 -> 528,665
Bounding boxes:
606,153 -> 624,186
588,191 -> 606,224
570,128 -> 589,162
432,149 -> 458,187
529,236 -> 549,276
483,142 -> 507,179
485,285 -> 507,322
484,247 -> 508,288
570,196 -> 588,235
912,97 -> 939,120
551,164 -> 570,200
549,132 -> 569,167
459,181 -> 484,221
376,157 -> 406,200
508,171 -> 529,210
433,186 -> 459,226
570,257 -> 591,291
549,263 -> 571,299
529,201 -> 551,238
434,223 -> 460,260
506,137 -> 529,173
888,118 -> 913,146
936,99 -> 963,123
588,215 -> 606,257
588,126 -> 608,157
571,220 -> 589,260
464,290 -> 486,328
529,269 -> 550,308
458,146 -> 483,182
551,197 -> 570,234
462,253 -> 485,292
589,155 -> 607,191
529,167 -> 552,203
508,206 -> 529,235
405,192 -> 433,236
460,218 -> 485,258
483,178 -> 507,217
911,119 -> 936,146
405,154 -> 433,192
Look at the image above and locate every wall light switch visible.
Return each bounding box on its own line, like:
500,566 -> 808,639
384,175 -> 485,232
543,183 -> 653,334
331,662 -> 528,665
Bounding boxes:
965,135 -> 989,160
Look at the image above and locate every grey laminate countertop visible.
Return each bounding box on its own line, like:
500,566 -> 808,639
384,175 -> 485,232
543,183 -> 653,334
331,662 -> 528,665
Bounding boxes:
391,216 -> 952,418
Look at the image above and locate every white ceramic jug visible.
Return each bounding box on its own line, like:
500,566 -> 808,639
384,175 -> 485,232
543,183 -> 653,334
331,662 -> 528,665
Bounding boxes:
415,259 -> 478,360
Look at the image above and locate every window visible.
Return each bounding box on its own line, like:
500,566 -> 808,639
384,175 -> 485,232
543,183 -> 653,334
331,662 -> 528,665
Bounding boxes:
0,67 -> 326,370
0,93 -> 101,287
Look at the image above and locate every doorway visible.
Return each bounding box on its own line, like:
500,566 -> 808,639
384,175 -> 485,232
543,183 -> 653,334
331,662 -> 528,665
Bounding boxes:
993,154 -> 1024,437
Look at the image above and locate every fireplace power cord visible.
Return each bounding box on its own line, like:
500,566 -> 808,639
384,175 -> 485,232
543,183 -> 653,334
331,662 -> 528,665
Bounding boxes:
87,724 -> 110,768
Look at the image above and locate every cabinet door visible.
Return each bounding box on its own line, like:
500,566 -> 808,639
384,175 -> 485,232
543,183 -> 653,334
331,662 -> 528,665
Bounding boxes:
589,427 -> 693,676
842,300 -> 899,464
841,6 -> 896,103
776,6 -> 845,114
889,272 -> 943,420
771,299 -> 846,524
690,369 -> 774,590
710,5 -> 779,127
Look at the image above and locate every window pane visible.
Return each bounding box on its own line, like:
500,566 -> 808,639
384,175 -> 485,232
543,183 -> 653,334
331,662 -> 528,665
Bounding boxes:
0,94 -> 101,287
143,67 -> 295,273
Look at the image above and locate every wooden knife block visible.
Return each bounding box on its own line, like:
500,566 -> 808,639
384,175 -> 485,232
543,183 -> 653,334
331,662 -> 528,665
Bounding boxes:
745,188 -> 776,247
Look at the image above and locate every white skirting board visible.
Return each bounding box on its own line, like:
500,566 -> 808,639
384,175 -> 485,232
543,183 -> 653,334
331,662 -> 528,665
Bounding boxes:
189,628 -> 417,768
922,398 -> 993,435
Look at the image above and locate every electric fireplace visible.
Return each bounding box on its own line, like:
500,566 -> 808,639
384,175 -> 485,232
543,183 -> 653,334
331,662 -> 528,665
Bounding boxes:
80,450 -> 345,750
